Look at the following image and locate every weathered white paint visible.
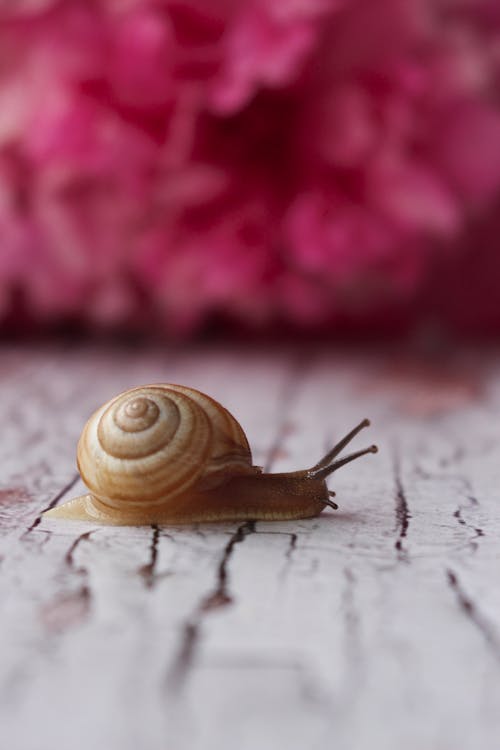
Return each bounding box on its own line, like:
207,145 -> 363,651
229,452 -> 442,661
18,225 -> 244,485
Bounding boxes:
0,345 -> 499,750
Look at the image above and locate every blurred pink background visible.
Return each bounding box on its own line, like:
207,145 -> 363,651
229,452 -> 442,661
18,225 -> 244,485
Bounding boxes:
1,0 -> 500,338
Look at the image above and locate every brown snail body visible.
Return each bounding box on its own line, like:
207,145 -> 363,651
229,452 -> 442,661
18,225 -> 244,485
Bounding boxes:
45,384 -> 377,525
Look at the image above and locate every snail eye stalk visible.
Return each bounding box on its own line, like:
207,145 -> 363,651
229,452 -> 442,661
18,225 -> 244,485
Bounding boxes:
312,445 -> 378,481
310,419 -> 371,472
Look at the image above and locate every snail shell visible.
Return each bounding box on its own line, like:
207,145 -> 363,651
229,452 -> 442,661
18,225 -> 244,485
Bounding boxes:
76,384 -> 260,515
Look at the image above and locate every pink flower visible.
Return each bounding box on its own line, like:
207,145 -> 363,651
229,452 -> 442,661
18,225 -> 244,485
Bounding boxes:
432,103 -> 500,205
285,191 -> 426,299
0,0 -> 499,336
210,1 -> 326,114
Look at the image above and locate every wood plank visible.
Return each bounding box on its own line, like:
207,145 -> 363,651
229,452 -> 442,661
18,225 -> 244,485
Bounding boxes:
0,344 -> 499,750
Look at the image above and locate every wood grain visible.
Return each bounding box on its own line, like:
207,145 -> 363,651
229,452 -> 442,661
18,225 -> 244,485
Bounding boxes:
0,344 -> 499,750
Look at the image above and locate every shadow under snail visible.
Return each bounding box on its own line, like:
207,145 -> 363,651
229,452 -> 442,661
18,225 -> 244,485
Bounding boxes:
45,384 -> 378,525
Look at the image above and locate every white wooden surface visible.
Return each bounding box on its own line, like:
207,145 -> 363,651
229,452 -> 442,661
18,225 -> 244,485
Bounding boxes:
0,344 -> 499,750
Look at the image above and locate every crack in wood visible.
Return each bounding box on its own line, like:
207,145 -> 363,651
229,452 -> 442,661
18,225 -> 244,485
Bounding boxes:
24,473 -> 80,534
452,508 -> 484,552
414,464 -> 479,506
65,531 -> 93,572
393,448 -> 410,562
427,441 -> 485,549
252,530 -> 297,557
40,531 -> 94,632
138,524 -> 160,588
286,532 -> 298,559
420,439 -> 485,551
414,460 -> 484,551
254,530 -> 298,567
201,521 -> 255,612
248,530 -> 298,581
446,569 -> 500,663
168,521 -> 255,688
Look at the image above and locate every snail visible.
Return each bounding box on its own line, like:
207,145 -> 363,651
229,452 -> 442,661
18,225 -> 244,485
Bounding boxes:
44,384 -> 377,525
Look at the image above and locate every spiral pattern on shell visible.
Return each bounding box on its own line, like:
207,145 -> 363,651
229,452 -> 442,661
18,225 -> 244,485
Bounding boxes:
77,384 -> 256,511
